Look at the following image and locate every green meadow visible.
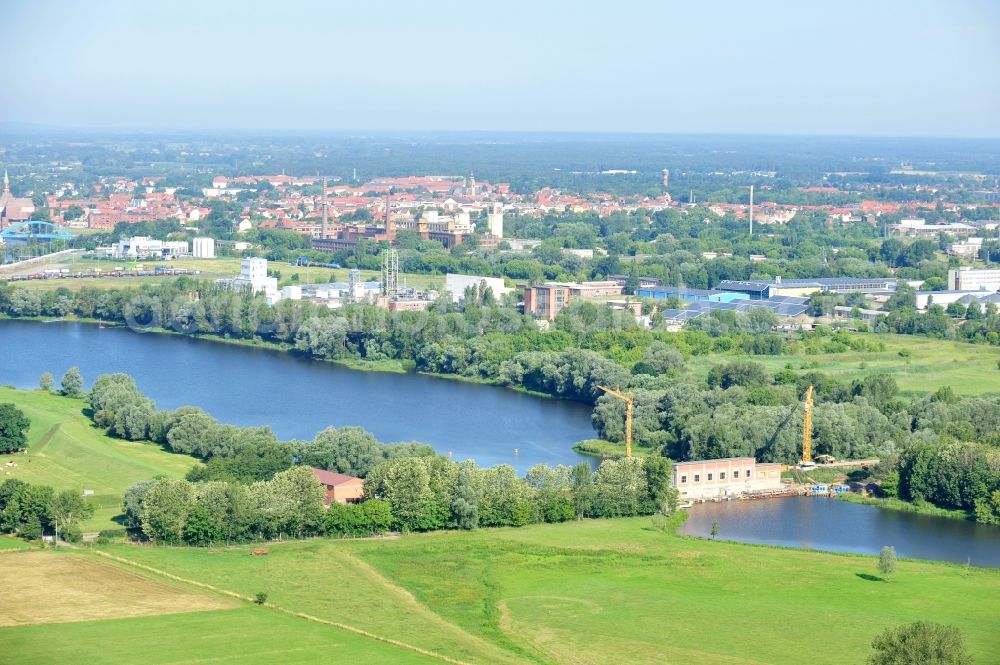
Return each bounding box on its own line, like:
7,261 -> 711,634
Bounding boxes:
0,535 -> 34,551
1,606 -> 440,665
91,540 -> 527,665
0,387 -> 199,531
694,333 -> 1000,396
90,517 -> 1000,665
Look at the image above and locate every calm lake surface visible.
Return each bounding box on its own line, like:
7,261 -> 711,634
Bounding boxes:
6,320 -> 997,566
0,320 -> 595,472
679,496 -> 1000,568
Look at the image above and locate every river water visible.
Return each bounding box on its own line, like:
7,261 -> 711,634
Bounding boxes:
4,319 -> 998,566
0,320 -> 596,471
679,496 -> 1000,568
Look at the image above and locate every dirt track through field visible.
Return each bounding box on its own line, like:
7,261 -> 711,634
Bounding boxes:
31,423 -> 61,454
0,550 -> 234,626
88,548 -> 484,665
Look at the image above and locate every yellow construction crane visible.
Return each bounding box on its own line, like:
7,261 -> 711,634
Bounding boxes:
597,385 -> 634,458
801,384 -> 814,466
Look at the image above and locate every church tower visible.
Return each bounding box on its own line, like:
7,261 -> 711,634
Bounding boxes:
1,169 -> 11,227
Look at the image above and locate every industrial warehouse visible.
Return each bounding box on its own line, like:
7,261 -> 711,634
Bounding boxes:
671,457 -> 784,500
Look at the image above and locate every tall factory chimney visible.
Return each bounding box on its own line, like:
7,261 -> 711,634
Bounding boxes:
385,190 -> 396,242
321,177 -> 328,239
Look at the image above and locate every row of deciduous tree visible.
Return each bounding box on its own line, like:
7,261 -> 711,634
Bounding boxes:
593,366 -> 909,460
87,355 -> 1000,526
123,454 -> 678,545
363,455 -> 677,532
123,468 -> 390,544
895,440 -> 1000,518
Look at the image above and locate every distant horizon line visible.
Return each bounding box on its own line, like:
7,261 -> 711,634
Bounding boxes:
0,121 -> 998,142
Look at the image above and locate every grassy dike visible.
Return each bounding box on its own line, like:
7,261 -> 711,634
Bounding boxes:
0,386 -> 199,531
37,516 -> 997,665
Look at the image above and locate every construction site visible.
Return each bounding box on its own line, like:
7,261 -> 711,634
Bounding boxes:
595,382 -> 881,503
371,246 -> 439,311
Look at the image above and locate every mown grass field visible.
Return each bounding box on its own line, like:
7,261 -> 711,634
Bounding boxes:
2,254 -> 243,288
7,254 -> 448,291
93,539 -> 528,665
0,549 -> 438,665
0,535 -> 33,551
91,518 -> 1000,665
693,333 -> 1000,396
0,387 -> 199,530
2,607 -> 441,665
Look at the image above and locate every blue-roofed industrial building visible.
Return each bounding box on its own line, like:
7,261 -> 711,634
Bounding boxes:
716,276 -> 896,300
657,297 -> 810,321
715,280 -> 773,300
632,276 -> 898,326
635,286 -> 749,303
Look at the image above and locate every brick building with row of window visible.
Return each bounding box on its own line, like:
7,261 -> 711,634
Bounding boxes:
671,457 -> 783,500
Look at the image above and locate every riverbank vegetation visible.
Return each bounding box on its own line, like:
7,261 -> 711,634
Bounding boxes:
837,493 -> 975,521
588,366 -> 1000,521
6,279 -> 999,401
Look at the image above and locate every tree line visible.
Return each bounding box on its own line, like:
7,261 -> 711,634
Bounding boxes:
877,294 -> 1000,347
78,365 -> 1000,527
122,468 -> 391,545
121,455 -> 677,545
7,371 -> 684,546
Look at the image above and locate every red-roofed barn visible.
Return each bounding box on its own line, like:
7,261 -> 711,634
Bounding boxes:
312,469 -> 365,506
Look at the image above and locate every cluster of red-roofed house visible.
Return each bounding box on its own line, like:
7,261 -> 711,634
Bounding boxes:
8,167 -> 999,243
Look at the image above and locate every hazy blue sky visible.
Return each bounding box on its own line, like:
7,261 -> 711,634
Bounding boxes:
2,0 -> 998,136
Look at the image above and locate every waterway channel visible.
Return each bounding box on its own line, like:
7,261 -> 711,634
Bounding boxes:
0,320 -> 596,472
679,495 -> 1000,568
4,319 -> 998,566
